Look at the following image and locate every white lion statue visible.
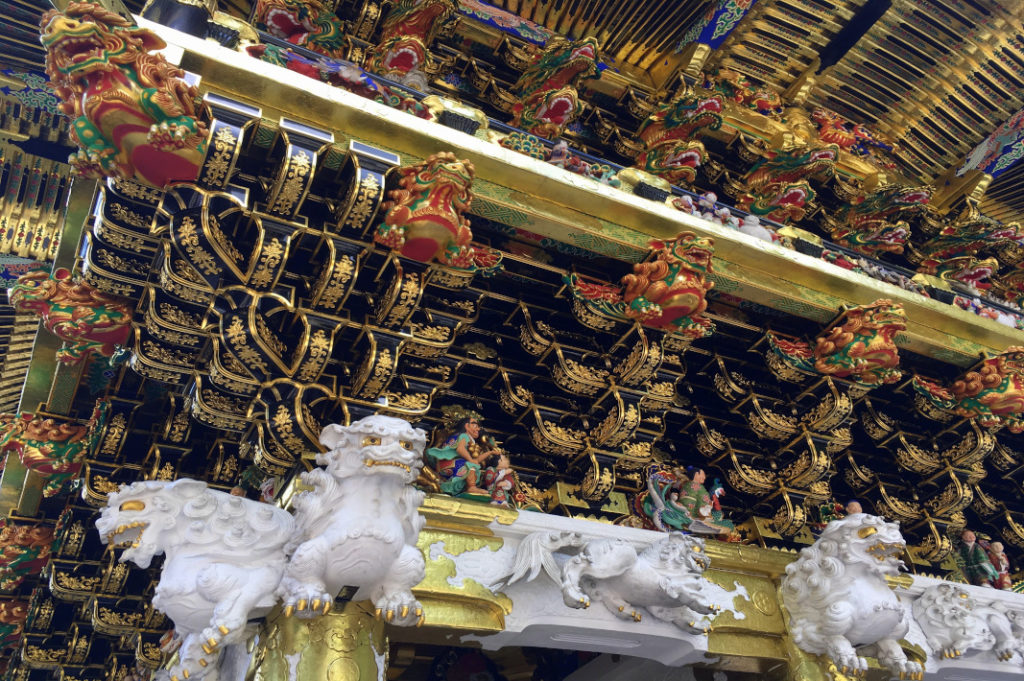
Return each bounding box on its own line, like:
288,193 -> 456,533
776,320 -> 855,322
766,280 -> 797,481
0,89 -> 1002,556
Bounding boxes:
781,513 -> 923,680
276,414 -> 428,626
914,582 -> 1021,662
503,531 -> 719,634
96,479 -> 295,681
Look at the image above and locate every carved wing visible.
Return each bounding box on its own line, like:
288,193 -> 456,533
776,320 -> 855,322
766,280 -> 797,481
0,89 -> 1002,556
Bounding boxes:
500,531 -> 585,586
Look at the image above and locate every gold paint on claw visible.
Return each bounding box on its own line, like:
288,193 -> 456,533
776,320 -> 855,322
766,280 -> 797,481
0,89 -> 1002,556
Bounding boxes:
218,625 -> 229,635
312,599 -> 321,612
283,605 -> 294,618
297,599 -> 307,612
199,660 -> 207,668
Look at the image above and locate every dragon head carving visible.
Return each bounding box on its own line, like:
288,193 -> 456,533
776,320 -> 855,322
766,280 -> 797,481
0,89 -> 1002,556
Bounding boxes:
253,0 -> 349,58
317,414 -> 427,483
636,90 -> 724,186
830,186 -> 930,256
366,0 -> 457,80
510,36 -> 600,138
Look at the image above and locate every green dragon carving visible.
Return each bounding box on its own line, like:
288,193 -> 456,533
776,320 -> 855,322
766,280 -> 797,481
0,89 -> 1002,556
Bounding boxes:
635,88 -> 723,187
829,185 -> 931,256
509,36 -> 600,139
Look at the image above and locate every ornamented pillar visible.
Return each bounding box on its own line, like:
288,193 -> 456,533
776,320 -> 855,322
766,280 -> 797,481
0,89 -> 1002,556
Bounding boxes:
256,603 -> 387,681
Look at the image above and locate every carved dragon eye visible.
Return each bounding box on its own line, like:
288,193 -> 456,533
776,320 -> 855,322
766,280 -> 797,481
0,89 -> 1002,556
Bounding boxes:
399,440 -> 414,451
362,436 -> 381,447
858,526 -> 878,538
692,545 -> 702,553
119,500 -> 145,512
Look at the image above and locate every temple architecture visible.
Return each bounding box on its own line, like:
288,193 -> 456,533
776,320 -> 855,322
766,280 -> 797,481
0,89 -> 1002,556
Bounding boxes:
4,0 -> 1024,679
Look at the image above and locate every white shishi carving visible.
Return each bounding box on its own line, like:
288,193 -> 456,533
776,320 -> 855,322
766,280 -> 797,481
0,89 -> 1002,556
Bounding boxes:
781,513 -> 923,680
913,582 -> 1022,663
96,415 -> 430,681
502,531 -> 720,634
277,414 -> 428,626
96,479 -> 295,681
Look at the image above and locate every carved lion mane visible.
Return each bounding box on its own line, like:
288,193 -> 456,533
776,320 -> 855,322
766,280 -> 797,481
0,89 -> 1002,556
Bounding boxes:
96,479 -> 295,569
782,513 -> 907,653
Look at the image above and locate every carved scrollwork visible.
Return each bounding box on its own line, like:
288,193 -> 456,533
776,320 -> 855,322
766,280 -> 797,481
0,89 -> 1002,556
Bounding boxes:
351,329 -> 405,399
309,237 -> 367,312
332,140 -> 398,235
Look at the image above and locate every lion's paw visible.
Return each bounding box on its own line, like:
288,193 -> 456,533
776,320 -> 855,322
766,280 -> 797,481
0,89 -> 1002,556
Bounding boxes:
373,591 -> 423,627
375,225 -> 407,250
831,653 -> 868,678
281,586 -> 334,619
892,660 -> 923,680
994,645 -> 1017,662
148,120 -> 199,151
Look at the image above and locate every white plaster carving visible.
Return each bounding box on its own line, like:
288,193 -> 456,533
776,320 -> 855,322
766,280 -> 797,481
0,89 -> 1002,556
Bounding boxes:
781,513 -> 923,680
503,530 -> 719,634
276,414 -> 428,626
96,479 -> 295,681
914,583 -> 1022,663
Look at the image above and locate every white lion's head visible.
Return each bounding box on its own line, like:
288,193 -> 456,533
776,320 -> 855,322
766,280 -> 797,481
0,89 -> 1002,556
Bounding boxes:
783,513 -> 906,605
915,583 -> 996,651
821,513 -> 907,576
96,479 -> 294,568
640,532 -> 709,573
317,414 -> 426,482
96,479 -> 202,568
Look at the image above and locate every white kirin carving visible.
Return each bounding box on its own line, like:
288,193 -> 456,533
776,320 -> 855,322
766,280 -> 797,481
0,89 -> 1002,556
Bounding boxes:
503,531 -> 720,634
913,582 -> 1023,662
781,513 -> 923,680
277,414 -> 428,626
96,479 -> 295,681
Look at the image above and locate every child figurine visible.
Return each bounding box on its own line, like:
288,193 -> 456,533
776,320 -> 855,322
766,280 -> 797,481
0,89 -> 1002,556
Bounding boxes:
988,541 -> 1013,590
548,140 -> 571,168
960,529 -> 1000,587
699,192 -> 718,220
671,194 -> 697,215
738,214 -> 774,242
488,453 -> 515,506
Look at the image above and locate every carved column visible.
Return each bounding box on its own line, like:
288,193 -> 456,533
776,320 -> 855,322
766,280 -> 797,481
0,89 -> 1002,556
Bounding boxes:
256,603 -> 388,681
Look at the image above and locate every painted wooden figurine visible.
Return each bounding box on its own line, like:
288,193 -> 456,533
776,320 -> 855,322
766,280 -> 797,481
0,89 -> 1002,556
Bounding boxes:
426,413 -> 498,496
988,540 -> 1013,590
959,529 -> 1000,587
